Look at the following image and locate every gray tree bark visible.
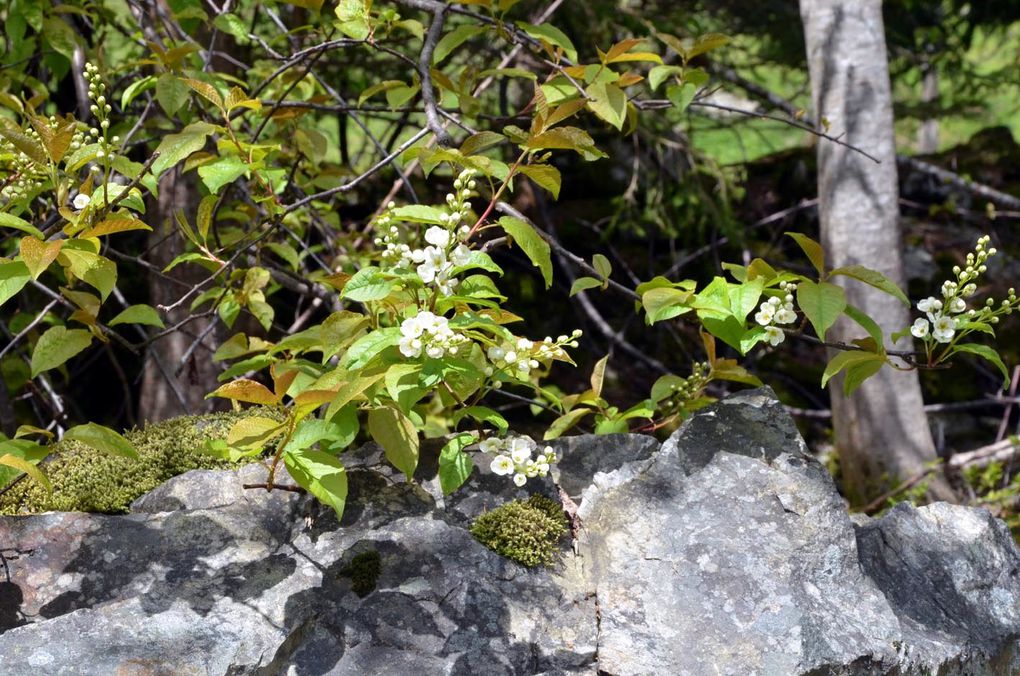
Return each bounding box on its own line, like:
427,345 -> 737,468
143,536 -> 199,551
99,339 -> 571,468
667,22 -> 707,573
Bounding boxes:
799,0 -> 954,502
137,170 -> 224,423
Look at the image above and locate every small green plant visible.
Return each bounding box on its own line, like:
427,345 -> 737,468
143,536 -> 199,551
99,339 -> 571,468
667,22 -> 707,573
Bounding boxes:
340,550 -> 382,597
470,494 -> 567,568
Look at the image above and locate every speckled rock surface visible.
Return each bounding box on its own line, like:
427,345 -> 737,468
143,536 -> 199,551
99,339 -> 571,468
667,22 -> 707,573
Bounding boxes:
1,388 -> 1018,675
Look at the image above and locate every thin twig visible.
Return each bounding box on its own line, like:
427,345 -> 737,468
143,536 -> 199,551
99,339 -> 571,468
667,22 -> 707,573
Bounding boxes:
419,2 -> 454,147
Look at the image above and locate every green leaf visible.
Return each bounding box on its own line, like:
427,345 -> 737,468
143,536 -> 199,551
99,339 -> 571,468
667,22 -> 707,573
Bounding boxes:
434,25 -> 486,63
0,439 -> 49,490
843,304 -> 885,348
155,73 -> 189,116
451,406 -> 509,434
64,422 -> 139,459
212,12 -> 249,40
497,216 -> 552,288
121,75 -> 157,109
525,126 -> 606,160
368,406 -> 419,480
517,164 -> 561,199
728,278 -> 764,323
335,0 -> 370,39
285,448 -> 348,518
341,266 -> 394,302
438,433 -> 477,495
151,121 -> 219,177
543,408 -> 591,440
108,304 -> 165,328
666,82 -> 697,113
843,358 -> 885,395
226,416 -> 285,449
0,453 -> 50,492
797,280 -> 846,339
829,264 -> 909,306
642,287 -> 691,324
341,327 -> 401,370
58,249 -> 117,299
586,81 -> 627,130
569,276 -> 603,297
786,232 -> 825,276
516,21 -> 578,61
31,326 -> 92,376
0,212 -> 44,239
821,350 -> 886,389
648,65 -> 683,91
197,155 -> 249,194
0,260 -> 31,308
592,254 -> 612,280
385,363 -> 425,413
460,131 -> 505,157
43,17 -> 78,60
952,343 -> 1011,389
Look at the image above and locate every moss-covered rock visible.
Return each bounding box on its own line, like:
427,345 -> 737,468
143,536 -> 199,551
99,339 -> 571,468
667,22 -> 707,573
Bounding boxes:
0,408 -> 284,515
340,550 -> 382,597
470,494 -> 568,567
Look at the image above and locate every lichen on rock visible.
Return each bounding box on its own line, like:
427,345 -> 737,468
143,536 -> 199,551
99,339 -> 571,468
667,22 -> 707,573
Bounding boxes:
470,494 -> 567,567
0,407 -> 284,515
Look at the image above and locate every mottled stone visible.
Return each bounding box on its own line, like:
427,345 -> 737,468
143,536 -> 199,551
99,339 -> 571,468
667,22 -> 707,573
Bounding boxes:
1,388 -> 1018,675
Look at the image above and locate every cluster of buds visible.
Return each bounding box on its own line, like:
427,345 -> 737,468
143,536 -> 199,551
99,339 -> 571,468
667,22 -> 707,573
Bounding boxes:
0,132 -> 44,203
664,361 -> 710,403
485,330 -> 580,379
483,435 -> 558,487
84,62 -> 119,164
397,310 -> 467,359
440,167 -> 477,235
754,280 -> 798,346
909,236 -> 1017,344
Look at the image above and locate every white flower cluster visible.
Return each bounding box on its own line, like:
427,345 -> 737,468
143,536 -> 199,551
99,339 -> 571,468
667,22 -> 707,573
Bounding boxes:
754,280 -> 798,346
83,62 -> 119,164
483,436 -> 558,487
910,236 -> 999,344
398,310 -> 466,359
485,330 -> 580,379
376,168 -> 479,296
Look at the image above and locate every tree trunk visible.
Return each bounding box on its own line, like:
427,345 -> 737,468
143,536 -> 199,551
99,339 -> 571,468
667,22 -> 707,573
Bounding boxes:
917,62 -> 939,154
798,0 -> 954,503
137,169 -> 224,423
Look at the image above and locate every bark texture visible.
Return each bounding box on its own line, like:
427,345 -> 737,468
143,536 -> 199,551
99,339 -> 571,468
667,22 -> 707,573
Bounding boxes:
137,170 -> 224,423
799,0 -> 952,502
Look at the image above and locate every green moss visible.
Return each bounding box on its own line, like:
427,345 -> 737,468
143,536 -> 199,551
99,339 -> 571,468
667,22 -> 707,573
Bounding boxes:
470,494 -> 568,568
340,550 -> 382,597
0,408 -> 284,515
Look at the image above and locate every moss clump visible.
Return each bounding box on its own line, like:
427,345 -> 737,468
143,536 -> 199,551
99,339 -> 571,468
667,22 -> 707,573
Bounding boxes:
0,408 -> 284,515
340,550 -> 382,597
470,494 -> 568,567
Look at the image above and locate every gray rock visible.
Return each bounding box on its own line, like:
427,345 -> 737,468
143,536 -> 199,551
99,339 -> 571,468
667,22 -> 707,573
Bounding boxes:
0,387 -> 1017,675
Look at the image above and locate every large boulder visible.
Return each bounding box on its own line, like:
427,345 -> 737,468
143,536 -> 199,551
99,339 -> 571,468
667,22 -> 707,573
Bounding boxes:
0,388 -> 1017,675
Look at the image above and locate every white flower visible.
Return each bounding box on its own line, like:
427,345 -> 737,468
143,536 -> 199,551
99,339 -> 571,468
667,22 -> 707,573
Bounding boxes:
424,225 -> 451,248
513,473 -> 527,487
451,244 -> 472,266
774,307 -> 797,324
542,446 -> 556,463
399,336 -> 422,358
400,315 -> 425,338
910,318 -> 930,338
932,315 -> 956,343
948,298 -> 966,314
490,455 -> 515,476
479,438 -> 502,454
509,438 -> 532,464
487,346 -> 505,362
425,345 -> 444,359
764,326 -> 785,346
754,305 -> 775,326
416,246 -> 447,283
917,297 -> 942,314
72,193 -> 90,210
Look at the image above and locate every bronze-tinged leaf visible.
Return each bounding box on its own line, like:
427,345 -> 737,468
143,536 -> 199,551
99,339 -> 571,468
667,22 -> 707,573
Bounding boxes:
0,124 -> 47,164
80,218 -> 153,238
19,237 -> 63,279
207,378 -> 280,405
183,78 -> 224,109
